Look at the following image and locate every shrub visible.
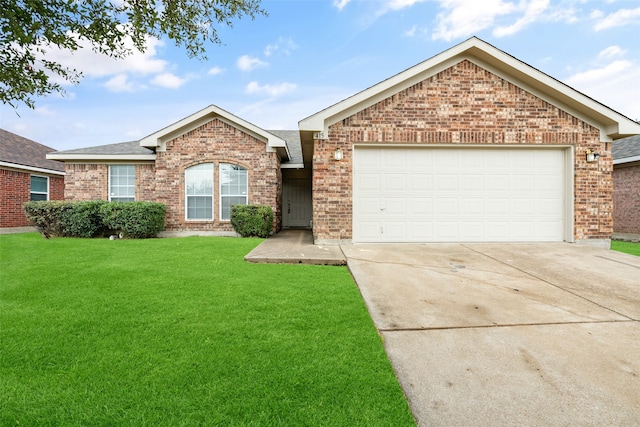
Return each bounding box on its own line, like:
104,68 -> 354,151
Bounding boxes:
23,201 -> 71,238
24,201 -> 166,239
60,200 -> 109,238
230,204 -> 273,238
99,202 -> 166,239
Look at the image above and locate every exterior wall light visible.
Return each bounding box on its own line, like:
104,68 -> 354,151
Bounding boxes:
585,149 -> 600,163
334,148 -> 343,161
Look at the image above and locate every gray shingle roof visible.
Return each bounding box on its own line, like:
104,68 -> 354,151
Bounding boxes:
52,140 -> 155,156
268,130 -> 303,165
613,135 -> 640,161
0,128 -> 65,172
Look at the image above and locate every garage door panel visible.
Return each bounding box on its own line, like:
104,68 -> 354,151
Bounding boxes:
461,198 -> 484,216
382,198 -> 407,215
353,147 -> 566,243
436,175 -> 458,191
409,174 -> 433,191
407,150 -> 434,168
383,174 -> 407,192
408,222 -> 433,240
436,198 -> 458,215
487,175 -> 509,192
355,173 -> 381,191
408,198 -> 433,215
383,150 -> 407,168
461,175 -> 483,191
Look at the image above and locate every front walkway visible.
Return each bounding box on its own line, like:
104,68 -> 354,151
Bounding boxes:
244,229 -> 346,265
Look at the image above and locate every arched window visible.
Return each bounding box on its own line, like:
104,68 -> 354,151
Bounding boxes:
185,163 -> 214,220
220,163 -> 248,220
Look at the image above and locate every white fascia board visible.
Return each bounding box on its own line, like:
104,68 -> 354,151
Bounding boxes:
614,155 -> 640,165
46,154 -> 156,161
139,104 -> 287,154
0,161 -> 65,176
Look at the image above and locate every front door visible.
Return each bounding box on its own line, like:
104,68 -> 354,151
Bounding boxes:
284,178 -> 312,228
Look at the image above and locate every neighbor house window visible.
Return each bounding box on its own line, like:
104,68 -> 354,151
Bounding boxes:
30,175 -> 48,201
185,163 -> 214,220
220,163 -> 248,221
109,165 -> 135,202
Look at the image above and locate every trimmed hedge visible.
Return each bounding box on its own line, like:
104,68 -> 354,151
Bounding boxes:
230,204 -> 273,238
100,202 -> 166,239
23,201 -> 165,239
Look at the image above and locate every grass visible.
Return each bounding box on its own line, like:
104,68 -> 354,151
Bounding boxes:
0,233 -> 414,426
611,240 -> 640,256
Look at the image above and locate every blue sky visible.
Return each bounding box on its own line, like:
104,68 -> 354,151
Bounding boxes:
2,0 -> 640,151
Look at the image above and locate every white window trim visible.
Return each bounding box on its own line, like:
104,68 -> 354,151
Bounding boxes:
30,175 -> 49,201
108,165 -> 136,202
219,163 -> 248,222
185,163 -> 214,221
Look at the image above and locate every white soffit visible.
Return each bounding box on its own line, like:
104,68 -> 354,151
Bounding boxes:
299,37 -> 640,140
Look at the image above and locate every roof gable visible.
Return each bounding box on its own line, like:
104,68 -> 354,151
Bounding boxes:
0,128 -> 65,174
299,37 -> 640,141
140,104 -> 291,161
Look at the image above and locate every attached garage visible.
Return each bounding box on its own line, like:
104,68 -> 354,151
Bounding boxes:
300,37 -> 640,246
353,146 -> 571,243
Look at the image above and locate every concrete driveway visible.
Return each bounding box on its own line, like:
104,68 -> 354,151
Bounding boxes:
341,243 -> 640,426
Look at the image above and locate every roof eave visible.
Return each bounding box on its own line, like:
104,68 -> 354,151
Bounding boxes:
46,154 -> 157,162
0,161 -> 66,175
299,37 -> 640,141
140,104 -> 288,155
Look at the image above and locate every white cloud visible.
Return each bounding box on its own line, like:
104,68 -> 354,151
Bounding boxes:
104,73 -> 136,92
598,46 -> 626,59
493,0 -> 550,37
208,66 -> 225,76
237,55 -> 268,72
564,60 -> 633,86
264,37 -> 298,57
42,35 -> 167,80
245,81 -> 297,97
34,106 -> 56,116
432,0 -> 576,41
593,7 -> 640,31
151,73 -> 187,89
432,0 -> 518,41
565,61 -> 640,120
333,0 -> 351,11
385,0 -> 428,11
404,25 -> 429,37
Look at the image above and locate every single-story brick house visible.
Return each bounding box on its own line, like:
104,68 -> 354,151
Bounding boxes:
49,37 -> 640,246
0,129 -> 65,229
612,135 -> 640,237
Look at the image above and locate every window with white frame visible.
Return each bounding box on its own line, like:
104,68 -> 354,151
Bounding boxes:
30,175 -> 48,201
109,165 -> 135,202
185,163 -> 214,220
220,163 -> 248,221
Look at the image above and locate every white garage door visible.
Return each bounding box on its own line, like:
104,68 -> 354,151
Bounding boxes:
353,147 -> 567,243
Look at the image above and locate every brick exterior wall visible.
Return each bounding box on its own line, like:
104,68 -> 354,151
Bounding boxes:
0,168 -> 65,228
313,60 -> 611,242
155,119 -> 282,232
62,118 -> 282,233
613,163 -> 640,234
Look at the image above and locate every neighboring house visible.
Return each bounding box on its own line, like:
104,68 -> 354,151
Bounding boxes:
612,135 -> 640,236
0,129 -> 65,229
49,37 -> 640,246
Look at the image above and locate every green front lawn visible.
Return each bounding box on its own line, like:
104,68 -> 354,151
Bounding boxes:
611,240 -> 640,256
0,233 -> 414,426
